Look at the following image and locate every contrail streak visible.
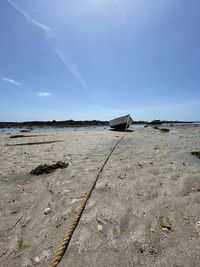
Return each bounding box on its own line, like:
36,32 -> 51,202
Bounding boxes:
7,0 -> 89,91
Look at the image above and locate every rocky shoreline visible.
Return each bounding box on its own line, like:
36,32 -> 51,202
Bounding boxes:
0,120 -> 109,129
0,119 -> 197,129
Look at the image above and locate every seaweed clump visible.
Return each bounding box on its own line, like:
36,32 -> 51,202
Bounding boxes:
10,135 -> 27,138
9,140 -> 61,146
191,151 -> 200,159
159,128 -> 170,133
30,161 -> 68,175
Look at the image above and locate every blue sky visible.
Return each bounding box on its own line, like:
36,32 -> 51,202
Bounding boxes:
0,0 -> 200,121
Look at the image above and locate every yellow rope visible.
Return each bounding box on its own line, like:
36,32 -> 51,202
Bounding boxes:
49,134 -> 127,267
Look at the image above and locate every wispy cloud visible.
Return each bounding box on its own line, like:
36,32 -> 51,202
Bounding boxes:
7,0 -> 51,35
37,92 -> 51,97
7,0 -> 89,91
2,77 -> 21,85
48,44 -> 88,91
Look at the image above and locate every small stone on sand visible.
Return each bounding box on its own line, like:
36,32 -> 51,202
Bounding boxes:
44,208 -> 51,215
196,221 -> 200,227
97,224 -> 103,231
159,217 -> 171,230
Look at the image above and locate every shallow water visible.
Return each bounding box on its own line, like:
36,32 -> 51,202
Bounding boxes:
0,124 -> 145,134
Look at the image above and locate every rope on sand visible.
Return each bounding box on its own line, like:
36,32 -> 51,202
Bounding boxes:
49,134 -> 127,267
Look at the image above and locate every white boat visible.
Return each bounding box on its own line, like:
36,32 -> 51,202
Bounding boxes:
109,114 -> 133,131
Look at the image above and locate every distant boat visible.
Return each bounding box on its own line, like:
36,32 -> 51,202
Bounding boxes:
109,114 -> 133,131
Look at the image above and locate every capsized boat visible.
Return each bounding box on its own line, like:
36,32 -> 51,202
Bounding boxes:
109,114 -> 133,131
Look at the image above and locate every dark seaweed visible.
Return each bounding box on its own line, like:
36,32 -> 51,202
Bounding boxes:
30,161 -> 68,175
191,151 -> 200,159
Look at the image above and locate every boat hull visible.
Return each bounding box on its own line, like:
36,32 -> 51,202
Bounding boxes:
110,123 -> 129,131
109,115 -> 133,131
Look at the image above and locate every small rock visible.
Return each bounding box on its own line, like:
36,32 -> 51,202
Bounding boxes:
44,208 -> 51,215
139,247 -> 144,253
138,163 -> 143,167
191,151 -> 200,159
162,227 -> 170,234
34,257 -> 40,263
118,174 -> 125,179
97,224 -> 103,231
196,221 -> 200,227
192,187 -> 200,192
159,216 -> 171,230
160,128 -> 170,133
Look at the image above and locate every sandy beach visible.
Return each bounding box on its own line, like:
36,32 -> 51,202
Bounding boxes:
0,124 -> 200,267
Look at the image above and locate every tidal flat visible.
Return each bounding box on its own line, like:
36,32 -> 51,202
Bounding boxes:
0,124 -> 200,266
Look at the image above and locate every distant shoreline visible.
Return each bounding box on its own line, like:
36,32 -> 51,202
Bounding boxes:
0,120 -> 109,128
0,119 -> 198,128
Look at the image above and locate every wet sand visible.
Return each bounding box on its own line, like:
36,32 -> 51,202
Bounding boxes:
0,125 -> 200,266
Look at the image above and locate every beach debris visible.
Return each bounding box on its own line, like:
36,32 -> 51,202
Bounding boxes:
10,135 -> 27,138
30,161 -> 68,175
196,221 -> 200,227
159,216 -> 171,231
97,224 -> 103,232
192,187 -> 200,192
10,134 -> 45,139
191,151 -> 200,159
153,126 -> 159,130
136,192 -> 143,196
20,129 -> 32,133
8,140 -> 62,146
159,128 -> 170,133
18,240 -> 30,249
44,208 -> 52,215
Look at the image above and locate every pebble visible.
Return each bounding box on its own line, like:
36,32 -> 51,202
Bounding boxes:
162,227 -> 170,234
34,257 -> 40,263
97,224 -> 103,231
196,221 -> 200,227
44,208 -> 51,215
160,217 -> 171,230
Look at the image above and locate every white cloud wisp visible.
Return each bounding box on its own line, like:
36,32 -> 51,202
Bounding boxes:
2,77 -> 21,85
7,0 -> 89,92
37,92 -> 51,97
